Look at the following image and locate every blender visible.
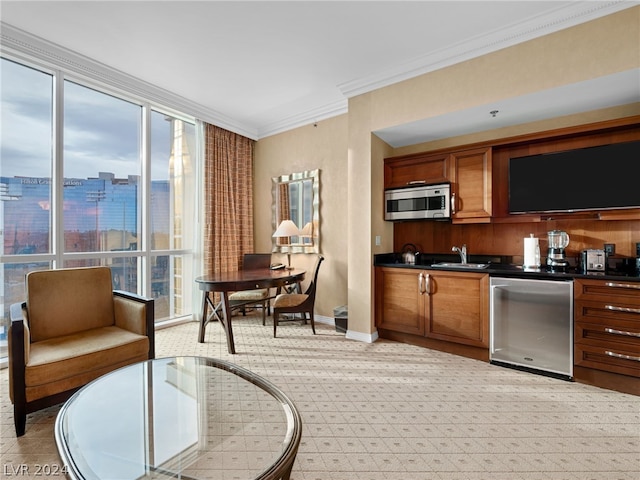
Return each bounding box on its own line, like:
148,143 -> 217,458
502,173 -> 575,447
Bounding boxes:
547,230 -> 570,269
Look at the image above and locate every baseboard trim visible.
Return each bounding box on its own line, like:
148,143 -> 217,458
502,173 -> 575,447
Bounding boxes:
315,314 -> 378,343
346,329 -> 379,343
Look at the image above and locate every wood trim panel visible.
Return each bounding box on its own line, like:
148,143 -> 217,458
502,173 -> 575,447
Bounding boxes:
573,365 -> 640,396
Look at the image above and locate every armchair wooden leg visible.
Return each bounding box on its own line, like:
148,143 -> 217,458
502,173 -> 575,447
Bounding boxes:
273,312 -> 278,338
309,312 -> 316,335
14,404 -> 26,437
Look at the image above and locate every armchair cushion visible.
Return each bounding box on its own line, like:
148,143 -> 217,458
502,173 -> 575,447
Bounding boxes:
229,288 -> 269,301
26,266 -> 115,341
273,293 -> 308,309
25,325 -> 149,400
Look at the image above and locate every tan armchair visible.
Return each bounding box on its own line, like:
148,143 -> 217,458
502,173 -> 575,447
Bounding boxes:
8,266 -> 154,436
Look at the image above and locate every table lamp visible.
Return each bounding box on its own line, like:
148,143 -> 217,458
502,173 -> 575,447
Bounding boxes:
300,222 -> 313,244
273,219 -> 300,268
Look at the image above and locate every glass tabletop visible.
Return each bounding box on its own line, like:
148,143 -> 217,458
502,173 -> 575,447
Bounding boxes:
55,357 -> 302,480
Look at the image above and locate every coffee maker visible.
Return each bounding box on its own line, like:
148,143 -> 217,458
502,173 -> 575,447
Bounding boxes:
547,230 -> 570,269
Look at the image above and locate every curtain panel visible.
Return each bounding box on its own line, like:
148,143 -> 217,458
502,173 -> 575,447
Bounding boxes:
203,124 -> 255,277
277,183 -> 291,246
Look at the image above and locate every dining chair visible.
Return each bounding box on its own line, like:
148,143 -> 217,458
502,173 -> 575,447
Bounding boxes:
272,255 -> 324,337
228,253 -> 273,325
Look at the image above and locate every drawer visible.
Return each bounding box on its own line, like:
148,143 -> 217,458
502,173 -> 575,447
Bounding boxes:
575,321 -> 640,351
575,279 -> 640,306
575,343 -> 640,377
575,300 -> 640,329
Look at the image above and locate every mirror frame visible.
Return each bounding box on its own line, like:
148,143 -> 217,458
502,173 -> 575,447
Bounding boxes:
271,169 -> 320,254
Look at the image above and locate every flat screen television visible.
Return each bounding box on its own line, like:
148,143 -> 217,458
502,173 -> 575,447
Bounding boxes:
508,140 -> 640,214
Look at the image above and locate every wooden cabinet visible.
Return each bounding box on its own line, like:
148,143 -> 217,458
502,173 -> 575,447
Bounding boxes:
425,270 -> 489,347
384,147 -> 492,223
384,153 -> 449,189
574,278 -> 640,378
375,267 -> 425,335
375,267 -> 489,348
449,147 -> 492,223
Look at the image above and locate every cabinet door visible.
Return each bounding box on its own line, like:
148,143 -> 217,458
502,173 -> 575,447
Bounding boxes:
375,267 -> 426,335
425,271 -> 489,347
450,147 -> 492,223
384,153 -> 449,189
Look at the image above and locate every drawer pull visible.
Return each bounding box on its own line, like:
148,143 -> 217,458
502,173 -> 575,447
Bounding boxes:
605,327 -> 640,338
604,282 -> 640,290
407,180 -> 427,185
605,351 -> 640,362
605,305 -> 640,314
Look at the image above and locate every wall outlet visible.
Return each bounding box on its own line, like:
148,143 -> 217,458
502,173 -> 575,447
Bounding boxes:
604,243 -> 615,255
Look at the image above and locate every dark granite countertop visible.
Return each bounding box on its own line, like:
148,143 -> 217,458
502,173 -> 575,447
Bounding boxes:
374,252 -> 640,282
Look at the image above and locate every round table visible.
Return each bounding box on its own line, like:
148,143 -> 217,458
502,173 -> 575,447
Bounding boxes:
196,268 -> 305,353
55,356 -> 302,480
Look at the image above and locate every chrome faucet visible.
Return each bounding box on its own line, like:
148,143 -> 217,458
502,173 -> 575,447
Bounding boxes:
452,244 -> 467,264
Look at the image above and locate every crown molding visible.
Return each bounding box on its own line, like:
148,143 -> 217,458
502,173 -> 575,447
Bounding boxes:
0,22 -> 259,140
338,0 -> 636,98
256,99 -> 348,139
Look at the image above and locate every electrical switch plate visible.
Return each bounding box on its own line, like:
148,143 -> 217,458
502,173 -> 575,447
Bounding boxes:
375,235 -> 381,246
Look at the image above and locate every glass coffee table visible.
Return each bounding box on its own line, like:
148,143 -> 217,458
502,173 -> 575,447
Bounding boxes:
55,357 -> 302,480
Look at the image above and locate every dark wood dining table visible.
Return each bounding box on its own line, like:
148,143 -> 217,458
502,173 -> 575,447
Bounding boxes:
196,268 -> 305,354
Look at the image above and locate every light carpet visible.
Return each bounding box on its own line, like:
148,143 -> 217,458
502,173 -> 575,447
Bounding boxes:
1,314 -> 638,479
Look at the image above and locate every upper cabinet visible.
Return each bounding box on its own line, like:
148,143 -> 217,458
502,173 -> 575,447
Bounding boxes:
384,152 -> 449,189
384,147 -> 492,224
449,147 -> 492,223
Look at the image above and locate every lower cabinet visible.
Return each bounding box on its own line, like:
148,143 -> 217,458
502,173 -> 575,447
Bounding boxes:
375,267 -> 489,349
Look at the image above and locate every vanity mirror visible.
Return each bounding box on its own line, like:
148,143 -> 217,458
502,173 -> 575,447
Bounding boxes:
272,169 -> 319,254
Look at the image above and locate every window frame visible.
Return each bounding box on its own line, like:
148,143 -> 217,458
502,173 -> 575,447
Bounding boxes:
1,52 -> 201,323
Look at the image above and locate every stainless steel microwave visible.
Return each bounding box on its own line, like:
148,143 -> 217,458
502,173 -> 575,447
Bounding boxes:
384,183 -> 451,221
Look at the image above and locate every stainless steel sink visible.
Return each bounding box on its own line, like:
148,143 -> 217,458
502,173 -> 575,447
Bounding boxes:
431,262 -> 489,269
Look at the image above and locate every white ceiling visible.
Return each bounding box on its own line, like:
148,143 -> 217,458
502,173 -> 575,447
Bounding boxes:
1,1 -> 638,143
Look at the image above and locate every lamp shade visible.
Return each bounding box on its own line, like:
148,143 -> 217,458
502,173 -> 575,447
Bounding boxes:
273,219 -> 300,238
300,222 -> 314,237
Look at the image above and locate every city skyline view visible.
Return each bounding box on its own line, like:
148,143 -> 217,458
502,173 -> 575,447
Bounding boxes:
1,172 -> 171,255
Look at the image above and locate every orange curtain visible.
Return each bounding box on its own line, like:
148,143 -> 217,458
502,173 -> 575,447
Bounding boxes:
203,124 -> 254,276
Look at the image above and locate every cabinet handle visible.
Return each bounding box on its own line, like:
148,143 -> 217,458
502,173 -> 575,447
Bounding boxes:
605,282 -> 640,290
407,180 -> 427,185
605,351 -> 640,362
424,274 -> 431,295
605,327 -> 640,338
605,305 -> 640,315
418,272 -> 425,295
451,193 -> 456,215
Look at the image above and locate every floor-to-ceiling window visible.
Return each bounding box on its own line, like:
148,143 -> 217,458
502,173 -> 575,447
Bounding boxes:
0,57 -> 197,363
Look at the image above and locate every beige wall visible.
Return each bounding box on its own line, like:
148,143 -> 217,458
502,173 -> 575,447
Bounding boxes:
256,7 -> 640,337
254,115 -> 348,318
